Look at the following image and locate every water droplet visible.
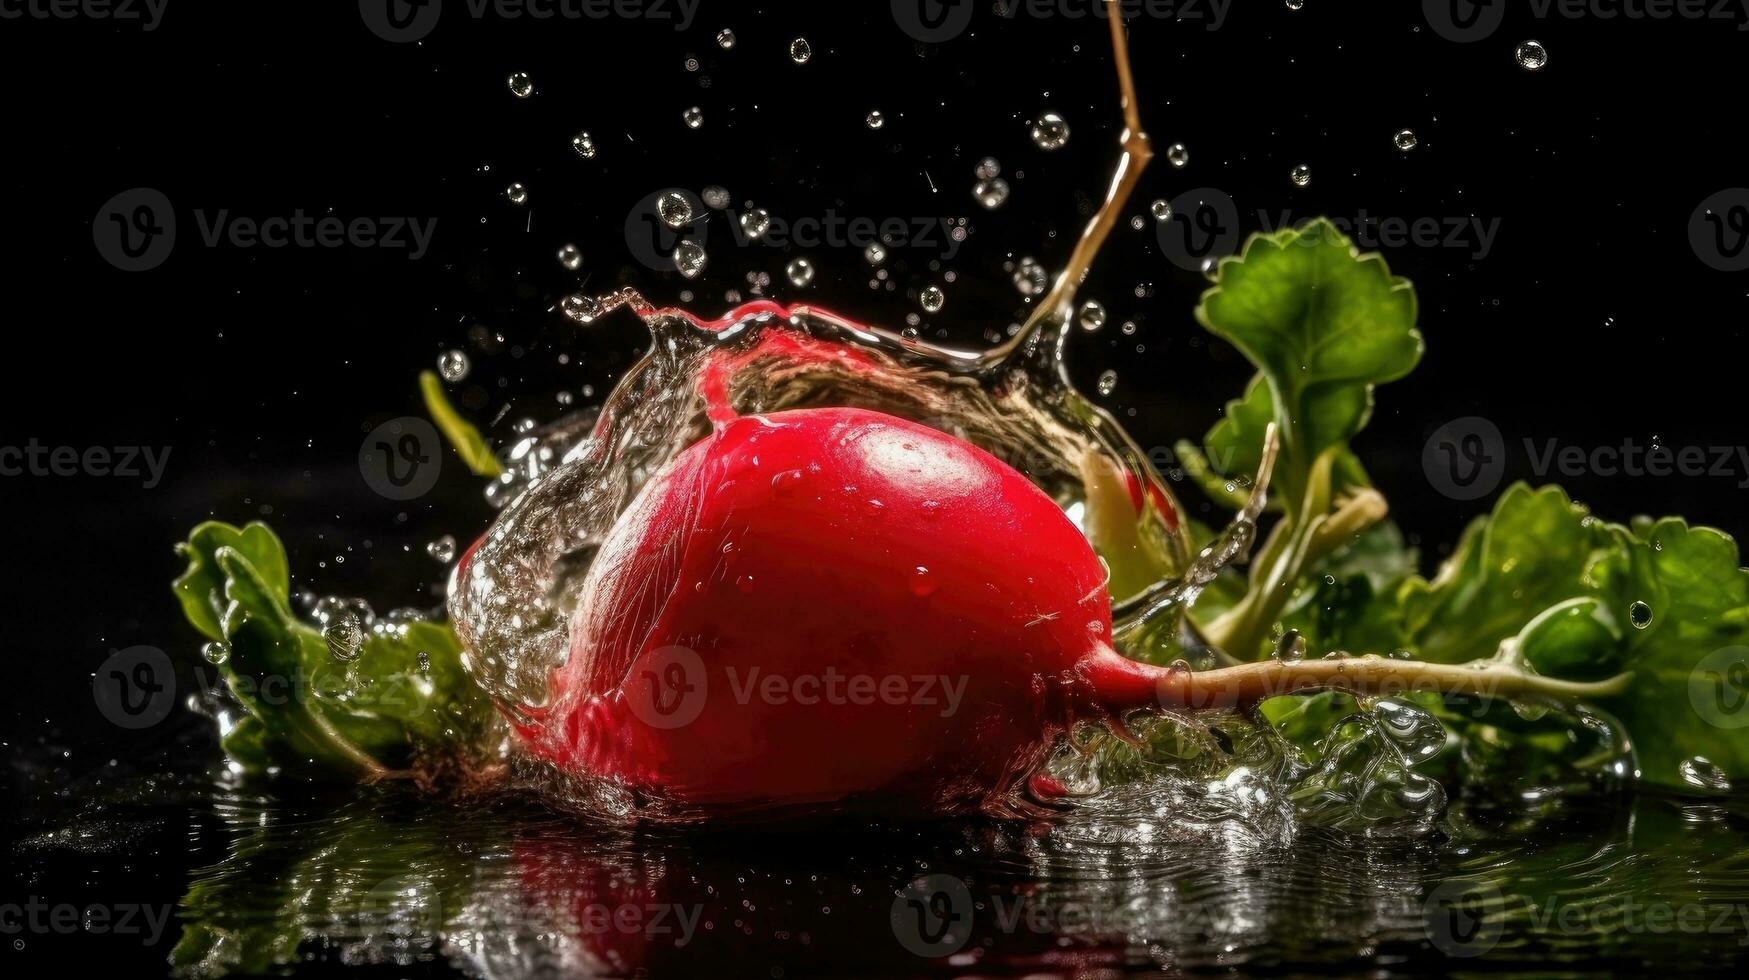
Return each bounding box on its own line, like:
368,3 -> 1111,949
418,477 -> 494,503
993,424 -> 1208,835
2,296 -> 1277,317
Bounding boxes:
1516,40 -> 1548,71
556,243 -> 583,271
1285,0 -> 1304,9
201,641 -> 229,666
1013,256 -> 1047,296
1680,756 -> 1732,793
571,131 -> 597,159
702,185 -> 731,210
427,534 -> 458,563
507,72 -> 535,98
865,110 -> 885,130
863,242 -> 887,265
504,182 -> 528,205
1096,369 -> 1117,397
975,156 -> 1001,180
1629,600 -> 1653,629
1165,142 -> 1190,168
1077,299 -> 1106,332
559,292 -> 602,323
1271,629 -> 1306,662
1150,199 -> 1172,221
910,566 -> 938,597
1167,659 -> 1192,673
740,208 -> 771,240
1289,164 -> 1311,187
674,240 -> 707,278
716,28 -> 736,49
657,191 -> 694,229
919,285 -> 945,313
786,257 -> 815,287
323,612 -> 367,663
973,178 -> 1010,209
437,349 -> 470,383
1393,128 -> 1418,151
416,651 -> 432,672
1030,112 -> 1070,150
683,106 -> 704,129
789,37 -> 812,64
1373,699 -> 1445,763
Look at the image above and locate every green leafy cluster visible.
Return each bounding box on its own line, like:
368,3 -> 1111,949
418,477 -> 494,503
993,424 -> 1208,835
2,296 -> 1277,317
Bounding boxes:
1176,220 -> 1749,791
173,521 -> 497,779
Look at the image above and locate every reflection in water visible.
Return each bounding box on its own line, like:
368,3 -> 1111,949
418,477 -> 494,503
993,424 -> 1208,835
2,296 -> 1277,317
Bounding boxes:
26,767 -> 1733,976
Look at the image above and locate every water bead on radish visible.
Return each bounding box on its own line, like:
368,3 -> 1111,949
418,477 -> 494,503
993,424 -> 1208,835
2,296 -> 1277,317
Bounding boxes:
657,191 -> 694,230
1030,113 -> 1070,150
1516,40 -> 1548,71
437,349 -> 471,383
785,257 -> 816,287
789,37 -> 812,63
507,72 -> 534,98
919,285 -> 945,313
674,240 -> 707,278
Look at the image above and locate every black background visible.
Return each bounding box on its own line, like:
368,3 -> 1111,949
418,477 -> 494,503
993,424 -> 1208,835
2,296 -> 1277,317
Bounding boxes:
4,0 -> 1748,827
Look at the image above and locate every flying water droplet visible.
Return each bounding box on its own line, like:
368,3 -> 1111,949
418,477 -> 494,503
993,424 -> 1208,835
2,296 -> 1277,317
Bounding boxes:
557,243 -> 583,271
973,178 -> 1010,209
1096,369 -> 1118,397
740,208 -> 771,240
716,28 -> 736,49
427,534 -> 457,563
1285,0 -> 1304,9
1393,128 -> 1418,151
789,37 -> 812,64
1013,256 -> 1047,296
504,182 -> 528,205
975,156 -> 1001,180
657,191 -> 695,229
437,349 -> 470,383
786,257 -> 815,287
507,72 -> 535,98
1030,112 -> 1070,150
919,285 -> 945,313
323,612 -> 367,663
683,106 -> 704,129
1680,756 -> 1732,793
1272,629 -> 1306,662
202,641 -> 229,666
1629,600 -> 1653,629
1150,199 -> 1172,221
1290,164 -> 1311,187
571,131 -> 597,159
674,240 -> 707,278
863,242 -> 887,265
1516,40 -> 1548,71
1165,142 -> 1190,168
865,110 -> 884,130
1077,299 -> 1106,332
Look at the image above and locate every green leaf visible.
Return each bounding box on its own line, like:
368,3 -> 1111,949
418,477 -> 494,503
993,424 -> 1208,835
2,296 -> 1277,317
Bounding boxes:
1399,484 -> 1600,664
421,369 -> 504,477
1196,219 -> 1421,505
174,521 -> 498,780
1280,520 -> 1417,657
